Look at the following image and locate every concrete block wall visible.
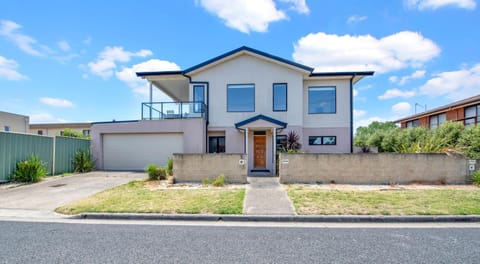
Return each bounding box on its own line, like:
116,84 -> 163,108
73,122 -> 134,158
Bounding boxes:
279,153 -> 469,184
173,154 -> 248,183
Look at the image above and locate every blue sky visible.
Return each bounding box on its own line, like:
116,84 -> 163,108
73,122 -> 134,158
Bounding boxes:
1,0 -> 479,128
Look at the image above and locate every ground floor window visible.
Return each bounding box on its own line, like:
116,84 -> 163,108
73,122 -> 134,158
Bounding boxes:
209,136 -> 225,153
276,135 -> 287,151
308,136 -> 336,145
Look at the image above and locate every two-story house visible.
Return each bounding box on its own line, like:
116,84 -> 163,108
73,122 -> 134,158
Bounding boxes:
91,46 -> 373,175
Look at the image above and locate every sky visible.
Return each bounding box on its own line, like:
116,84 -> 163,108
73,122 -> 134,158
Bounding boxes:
1,0 -> 479,129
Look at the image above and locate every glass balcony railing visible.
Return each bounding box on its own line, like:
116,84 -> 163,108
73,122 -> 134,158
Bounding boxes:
141,102 -> 206,120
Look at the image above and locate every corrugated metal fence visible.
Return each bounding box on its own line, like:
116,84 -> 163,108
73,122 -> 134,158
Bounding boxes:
0,132 -> 90,182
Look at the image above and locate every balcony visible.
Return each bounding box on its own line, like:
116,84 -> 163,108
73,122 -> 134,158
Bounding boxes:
141,102 -> 207,120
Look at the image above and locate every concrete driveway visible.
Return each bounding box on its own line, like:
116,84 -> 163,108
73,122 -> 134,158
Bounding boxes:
0,171 -> 146,211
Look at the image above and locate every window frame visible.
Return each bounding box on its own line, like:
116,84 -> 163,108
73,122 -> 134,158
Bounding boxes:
193,85 -> 205,113
273,83 -> 287,112
276,135 -> 287,151
308,136 -> 337,146
406,120 -> 419,128
209,136 -> 226,153
429,113 -> 446,129
227,83 -> 255,112
308,86 -> 336,114
464,105 -> 479,126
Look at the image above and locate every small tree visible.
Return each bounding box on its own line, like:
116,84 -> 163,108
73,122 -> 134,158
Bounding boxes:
285,130 -> 302,152
73,149 -> 95,173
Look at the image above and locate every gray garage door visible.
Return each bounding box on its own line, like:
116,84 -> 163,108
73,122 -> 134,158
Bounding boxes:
103,133 -> 183,170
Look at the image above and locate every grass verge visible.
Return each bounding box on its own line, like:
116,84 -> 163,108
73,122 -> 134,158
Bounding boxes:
288,187 -> 480,215
56,181 -> 245,215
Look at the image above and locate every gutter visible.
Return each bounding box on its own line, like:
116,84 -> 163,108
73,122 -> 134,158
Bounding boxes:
350,74 -> 355,153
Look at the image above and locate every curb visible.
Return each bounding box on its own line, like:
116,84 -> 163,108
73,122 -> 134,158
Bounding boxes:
71,213 -> 480,223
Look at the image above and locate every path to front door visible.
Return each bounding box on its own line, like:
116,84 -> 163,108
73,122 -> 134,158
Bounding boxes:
243,177 -> 296,215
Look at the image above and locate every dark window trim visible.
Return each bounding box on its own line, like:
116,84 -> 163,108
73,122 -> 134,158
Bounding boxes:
308,136 -> 337,146
209,136 -> 226,153
273,83 -> 287,112
429,113 -> 446,129
193,84 -> 205,113
308,86 -> 337,114
226,83 -> 255,112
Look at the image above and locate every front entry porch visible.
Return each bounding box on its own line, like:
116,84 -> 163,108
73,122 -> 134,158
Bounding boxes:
235,115 -> 287,177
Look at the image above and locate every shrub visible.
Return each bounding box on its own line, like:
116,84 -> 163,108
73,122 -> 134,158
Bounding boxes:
145,165 -> 167,180
286,131 -> 302,152
472,170 -> 480,186
202,177 -> 211,186
60,129 -> 85,138
212,174 -> 226,187
13,155 -> 47,182
73,149 -> 94,173
146,164 -> 158,180
459,125 -> 480,159
166,157 -> 173,176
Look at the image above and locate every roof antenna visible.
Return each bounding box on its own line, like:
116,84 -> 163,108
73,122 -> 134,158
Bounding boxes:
415,103 -> 426,114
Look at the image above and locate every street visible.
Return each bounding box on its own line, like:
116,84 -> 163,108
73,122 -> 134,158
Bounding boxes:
0,220 -> 479,263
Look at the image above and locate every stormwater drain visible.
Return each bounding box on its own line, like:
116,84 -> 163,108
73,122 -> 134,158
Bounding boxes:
49,184 -> 67,188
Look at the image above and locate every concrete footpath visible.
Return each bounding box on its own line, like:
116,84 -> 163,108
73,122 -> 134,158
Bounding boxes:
243,177 -> 296,215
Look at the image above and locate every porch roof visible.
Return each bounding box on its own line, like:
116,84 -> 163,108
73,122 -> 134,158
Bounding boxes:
235,114 -> 287,129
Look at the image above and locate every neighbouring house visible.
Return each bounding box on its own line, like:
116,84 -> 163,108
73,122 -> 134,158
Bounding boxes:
91,46 -> 373,175
29,122 -> 91,137
0,111 -> 29,133
394,94 -> 480,129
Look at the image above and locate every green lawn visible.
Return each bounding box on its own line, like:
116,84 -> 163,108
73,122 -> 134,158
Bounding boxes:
288,187 -> 480,215
56,181 -> 245,215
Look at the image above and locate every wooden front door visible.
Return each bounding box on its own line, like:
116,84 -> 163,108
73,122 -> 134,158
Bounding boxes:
254,136 -> 266,168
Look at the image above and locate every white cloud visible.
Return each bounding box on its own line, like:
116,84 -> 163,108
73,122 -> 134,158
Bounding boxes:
392,102 -> 412,114
0,20 -> 46,56
197,0 -> 287,33
347,15 -> 368,24
293,31 -> 440,73
116,59 -> 180,95
390,70 -> 426,85
406,0 -> 476,10
39,97 -> 74,108
279,0 -> 310,14
379,89 -> 417,100
57,41 -> 70,52
354,109 -> 366,117
29,113 -> 67,123
0,55 -> 27,80
419,64 -> 480,100
389,76 -> 399,83
353,89 -> 358,97
88,46 -> 153,79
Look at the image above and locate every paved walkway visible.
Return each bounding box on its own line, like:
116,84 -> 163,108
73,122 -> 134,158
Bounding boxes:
243,177 -> 296,215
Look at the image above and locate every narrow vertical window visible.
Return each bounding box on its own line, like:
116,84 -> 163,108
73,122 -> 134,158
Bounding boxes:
273,83 -> 287,111
193,85 -> 205,113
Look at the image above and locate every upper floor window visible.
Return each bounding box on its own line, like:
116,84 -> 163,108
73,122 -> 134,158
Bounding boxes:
227,84 -> 254,112
37,130 -> 43,135
465,105 -> 479,126
83,129 -> 91,137
4,126 -> 10,132
430,113 -> 446,129
406,120 -> 419,128
308,86 -> 336,114
273,83 -> 287,111
193,85 -> 205,113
